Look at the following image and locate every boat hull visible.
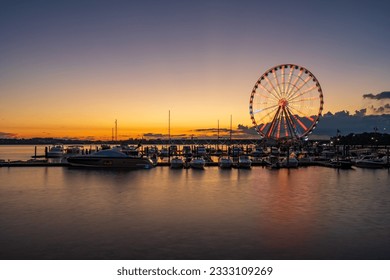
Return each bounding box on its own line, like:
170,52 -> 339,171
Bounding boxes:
170,158 -> 184,169
190,159 -> 205,169
355,160 -> 385,169
67,156 -> 154,169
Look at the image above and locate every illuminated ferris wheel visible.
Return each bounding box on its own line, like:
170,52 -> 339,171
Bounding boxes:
249,64 -> 324,139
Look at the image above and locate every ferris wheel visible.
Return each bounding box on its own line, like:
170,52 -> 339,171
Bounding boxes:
249,64 -> 324,140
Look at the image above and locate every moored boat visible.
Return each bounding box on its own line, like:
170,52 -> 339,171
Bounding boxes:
237,155 -> 252,169
190,157 -> 206,169
328,158 -> 353,169
182,146 -> 192,157
67,149 -> 154,169
46,145 -> 64,158
170,157 -> 184,169
280,156 -> 299,168
354,155 -> 385,169
218,156 -> 233,169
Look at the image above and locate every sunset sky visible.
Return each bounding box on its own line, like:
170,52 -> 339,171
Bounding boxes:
1,0 -> 389,139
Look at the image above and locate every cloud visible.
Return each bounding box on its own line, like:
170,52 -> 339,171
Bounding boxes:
354,108 -> 366,117
0,132 -> 18,138
143,133 -> 164,138
371,104 -> 390,114
192,128 -> 231,133
237,124 -> 258,135
316,111 -> 390,135
363,91 -> 390,100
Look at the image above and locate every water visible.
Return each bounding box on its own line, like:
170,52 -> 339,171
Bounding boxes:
1,146 -> 390,259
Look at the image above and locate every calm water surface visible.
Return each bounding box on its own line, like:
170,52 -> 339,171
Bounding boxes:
1,146 -> 390,259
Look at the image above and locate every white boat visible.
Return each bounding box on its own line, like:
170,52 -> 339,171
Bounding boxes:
46,145 -> 64,158
218,157 -> 233,169
170,157 -> 184,169
65,145 -> 83,156
190,157 -> 206,169
237,155 -> 252,169
67,149 -> 154,169
354,155 -> 385,169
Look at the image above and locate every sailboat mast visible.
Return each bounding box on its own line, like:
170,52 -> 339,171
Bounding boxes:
168,110 -> 171,143
230,115 -> 232,142
115,119 -> 118,142
217,119 -> 220,141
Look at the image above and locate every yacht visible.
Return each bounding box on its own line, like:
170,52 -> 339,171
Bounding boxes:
354,155 -> 385,169
280,156 -> 299,168
218,156 -> 233,169
182,146 -> 192,157
237,155 -> 252,169
159,147 -> 169,158
67,149 -> 154,169
190,157 -> 206,169
195,146 -> 207,157
46,145 -> 64,158
170,157 -> 184,169
65,145 -> 83,156
250,145 -> 266,157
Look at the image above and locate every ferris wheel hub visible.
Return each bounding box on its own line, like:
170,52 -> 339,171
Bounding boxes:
278,98 -> 288,108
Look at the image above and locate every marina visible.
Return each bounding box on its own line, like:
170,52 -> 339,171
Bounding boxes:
1,141 -> 389,169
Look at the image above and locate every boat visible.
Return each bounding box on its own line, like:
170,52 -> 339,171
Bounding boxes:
145,146 -> 158,157
190,157 -> 206,169
280,155 -> 299,168
326,159 -> 353,169
230,146 -> 243,157
65,145 -> 83,156
159,147 -> 169,158
182,146 -> 192,157
250,145 -> 266,157
218,156 -> 233,169
170,157 -> 184,169
169,145 -> 178,156
67,149 -> 154,169
195,146 -> 207,157
46,145 -> 64,158
237,155 -> 252,169
354,155 -> 385,169
119,144 -> 141,156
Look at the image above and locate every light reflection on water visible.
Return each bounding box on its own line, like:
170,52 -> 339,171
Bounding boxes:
1,165 -> 389,259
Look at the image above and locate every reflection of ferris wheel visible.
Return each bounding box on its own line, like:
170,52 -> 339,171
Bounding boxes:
249,64 -> 324,140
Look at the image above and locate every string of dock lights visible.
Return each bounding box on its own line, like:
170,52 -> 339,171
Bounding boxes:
249,64 -> 324,140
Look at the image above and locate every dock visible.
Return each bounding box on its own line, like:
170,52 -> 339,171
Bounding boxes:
0,161 -> 271,168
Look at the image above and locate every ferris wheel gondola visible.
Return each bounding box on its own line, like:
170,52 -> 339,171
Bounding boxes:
249,64 -> 324,140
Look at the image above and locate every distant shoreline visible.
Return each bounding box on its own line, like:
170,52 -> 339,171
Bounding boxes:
0,132 -> 389,146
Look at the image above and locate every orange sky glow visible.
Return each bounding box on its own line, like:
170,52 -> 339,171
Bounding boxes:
1,1 -> 389,140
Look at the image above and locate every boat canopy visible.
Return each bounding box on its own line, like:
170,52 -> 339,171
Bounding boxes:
91,149 -> 128,157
